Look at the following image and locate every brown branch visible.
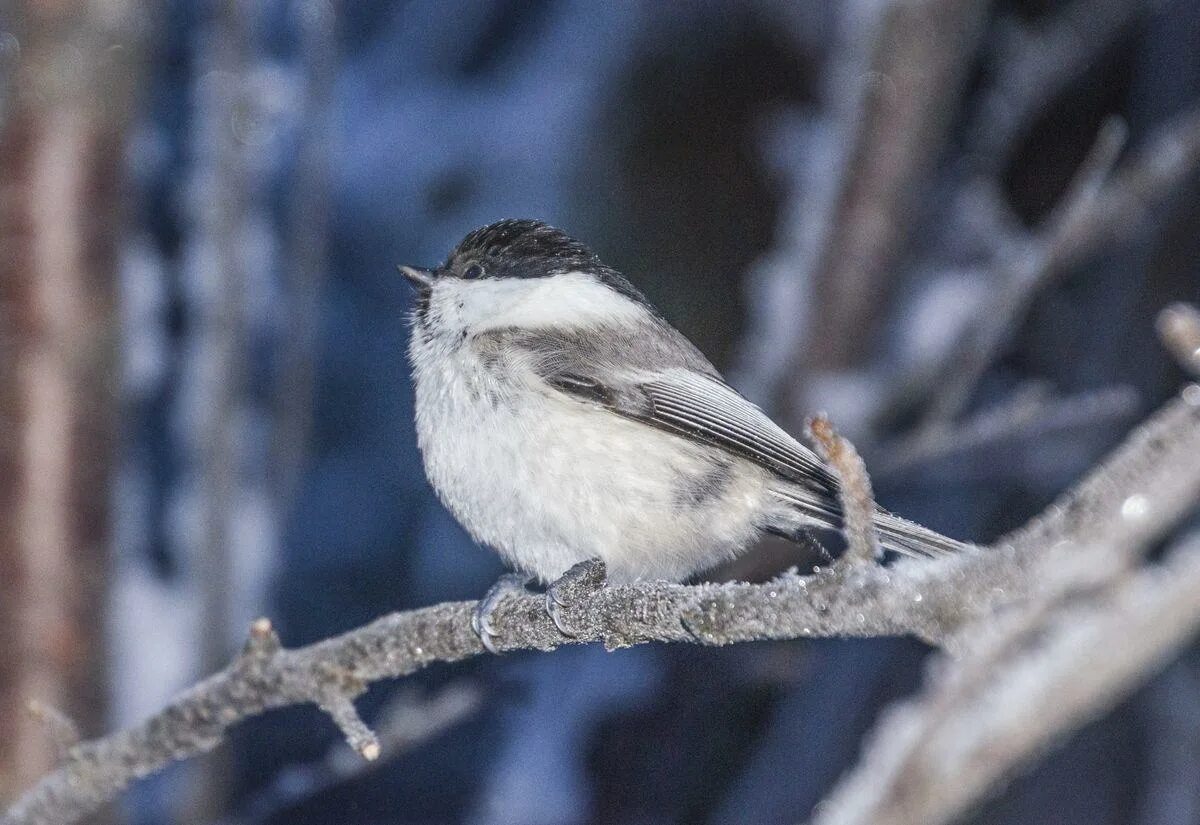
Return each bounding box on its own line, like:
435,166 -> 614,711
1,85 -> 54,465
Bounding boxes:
800,0 -> 988,372
808,415 -> 881,564
4,382 -> 1200,825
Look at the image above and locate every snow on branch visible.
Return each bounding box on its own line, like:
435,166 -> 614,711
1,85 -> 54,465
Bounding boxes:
1158,303 -> 1200,376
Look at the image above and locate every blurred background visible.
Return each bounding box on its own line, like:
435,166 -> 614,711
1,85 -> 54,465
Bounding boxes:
1,1 -> 1199,823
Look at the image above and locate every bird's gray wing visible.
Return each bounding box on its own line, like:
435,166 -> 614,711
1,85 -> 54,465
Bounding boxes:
487,324 -> 823,477
545,365 -> 839,493
482,323 -> 835,489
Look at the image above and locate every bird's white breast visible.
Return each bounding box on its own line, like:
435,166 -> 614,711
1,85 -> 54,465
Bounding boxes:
409,330 -> 773,584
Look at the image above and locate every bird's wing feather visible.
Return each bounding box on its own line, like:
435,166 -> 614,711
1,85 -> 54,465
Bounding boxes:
483,322 -> 836,489
543,365 -> 839,493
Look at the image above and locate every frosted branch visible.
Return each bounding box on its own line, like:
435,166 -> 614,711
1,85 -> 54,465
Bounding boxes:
812,531 -> 1200,825
4,382 -> 1200,825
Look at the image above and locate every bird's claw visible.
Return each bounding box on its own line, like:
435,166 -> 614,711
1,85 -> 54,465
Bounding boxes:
544,558 -> 607,638
472,573 -> 530,654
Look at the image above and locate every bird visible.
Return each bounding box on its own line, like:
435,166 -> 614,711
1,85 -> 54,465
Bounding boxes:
400,218 -> 963,649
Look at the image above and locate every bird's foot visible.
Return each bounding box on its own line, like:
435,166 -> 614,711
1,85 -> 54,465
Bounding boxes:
545,558 -> 607,637
472,573 -> 531,654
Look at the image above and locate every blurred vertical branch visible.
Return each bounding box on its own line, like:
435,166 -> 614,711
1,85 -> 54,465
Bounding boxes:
0,0 -> 142,800
271,0 -> 336,510
181,0 -> 252,817
797,0 -> 986,375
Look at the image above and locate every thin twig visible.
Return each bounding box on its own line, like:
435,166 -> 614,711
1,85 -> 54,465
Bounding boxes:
917,117 -> 1131,428
1157,303 -> 1200,375
914,109 -> 1200,430
807,415 -> 881,564
966,0 -> 1146,171
878,384 -> 1139,478
213,684 -> 481,825
24,702 -> 79,764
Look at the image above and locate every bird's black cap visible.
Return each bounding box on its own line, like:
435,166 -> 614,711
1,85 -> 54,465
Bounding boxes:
447,218 -> 653,307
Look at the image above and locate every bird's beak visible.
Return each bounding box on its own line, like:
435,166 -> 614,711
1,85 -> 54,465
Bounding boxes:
397,265 -> 435,292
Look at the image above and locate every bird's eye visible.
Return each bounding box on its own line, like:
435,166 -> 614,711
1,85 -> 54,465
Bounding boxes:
463,263 -> 484,280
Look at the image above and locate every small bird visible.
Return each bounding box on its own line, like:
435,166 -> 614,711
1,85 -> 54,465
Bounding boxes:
401,219 -> 962,648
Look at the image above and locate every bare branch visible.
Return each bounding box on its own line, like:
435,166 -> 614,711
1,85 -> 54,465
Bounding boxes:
917,109 -> 1200,427
878,384 -> 1139,478
800,0 -> 988,371
812,531 -> 1200,825
4,382 -> 1200,825
1158,303 -> 1200,375
967,0 -> 1145,170
807,415 -> 881,565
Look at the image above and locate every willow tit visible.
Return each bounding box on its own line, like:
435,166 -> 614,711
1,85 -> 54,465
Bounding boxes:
402,219 -> 962,644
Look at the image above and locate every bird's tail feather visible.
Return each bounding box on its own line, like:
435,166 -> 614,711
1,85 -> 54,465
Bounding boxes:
770,486 -> 967,559
871,508 -> 967,558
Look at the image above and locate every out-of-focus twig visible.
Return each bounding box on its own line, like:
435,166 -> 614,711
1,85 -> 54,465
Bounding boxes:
1157,303 -> 1200,375
799,0 -> 988,373
811,531 -> 1200,825
914,110 -> 1200,429
967,0 -> 1146,171
877,383 -> 1139,478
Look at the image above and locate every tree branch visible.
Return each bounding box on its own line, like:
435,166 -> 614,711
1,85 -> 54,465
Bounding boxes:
800,0 -> 988,371
813,530 -> 1200,825
4,380 -> 1200,825
912,109 -> 1200,430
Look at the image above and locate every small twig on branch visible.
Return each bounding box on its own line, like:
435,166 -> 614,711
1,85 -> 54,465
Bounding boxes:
1158,303 -> 1200,375
877,384 -> 1139,479
24,702 -> 79,764
213,684 -> 481,825
807,415 -> 881,565
4,382 -> 1200,825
